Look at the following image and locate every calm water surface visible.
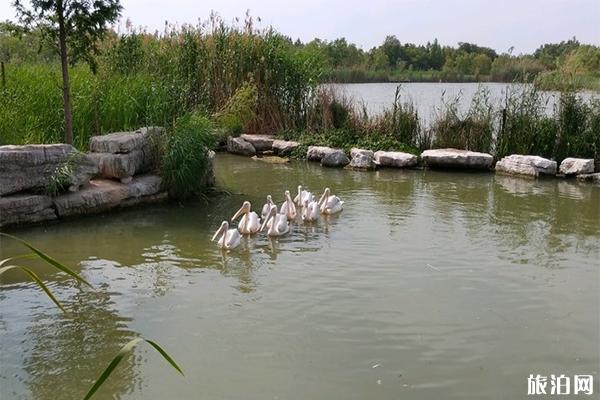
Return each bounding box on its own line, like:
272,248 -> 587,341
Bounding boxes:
1,154 -> 599,399
329,82 -> 598,121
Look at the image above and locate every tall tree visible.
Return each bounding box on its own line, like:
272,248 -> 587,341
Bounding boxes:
13,0 -> 121,144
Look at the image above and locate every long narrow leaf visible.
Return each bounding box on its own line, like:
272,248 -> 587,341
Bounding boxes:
0,253 -> 36,268
0,233 -> 91,287
0,265 -> 66,312
83,338 -> 184,400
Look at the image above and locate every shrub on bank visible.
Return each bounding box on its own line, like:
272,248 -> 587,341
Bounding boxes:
160,111 -> 216,199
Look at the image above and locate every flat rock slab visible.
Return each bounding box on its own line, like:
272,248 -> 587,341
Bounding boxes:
576,172 -> 600,183
272,140 -> 300,156
307,146 -> 336,161
559,158 -> 594,175
0,194 -> 57,227
240,134 -> 274,152
89,127 -> 162,154
53,174 -> 165,218
321,149 -> 350,168
0,144 -> 98,196
251,156 -> 290,164
88,147 -> 156,179
374,151 -> 418,168
495,154 -> 557,177
227,136 -> 256,156
421,148 -> 493,170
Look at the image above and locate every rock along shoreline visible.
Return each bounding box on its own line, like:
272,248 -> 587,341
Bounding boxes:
0,127 -> 215,229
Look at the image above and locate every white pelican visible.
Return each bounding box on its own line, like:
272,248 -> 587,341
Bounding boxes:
212,221 -> 241,249
293,185 -> 312,207
318,187 -> 344,215
261,205 -> 290,237
279,190 -> 297,221
231,201 -> 261,234
302,195 -> 320,222
261,195 -> 275,219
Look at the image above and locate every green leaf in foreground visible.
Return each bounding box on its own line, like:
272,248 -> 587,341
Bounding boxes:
83,338 -> 184,400
0,232 -> 91,287
0,265 -> 66,312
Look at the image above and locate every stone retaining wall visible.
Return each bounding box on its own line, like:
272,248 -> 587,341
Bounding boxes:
0,127 -> 214,228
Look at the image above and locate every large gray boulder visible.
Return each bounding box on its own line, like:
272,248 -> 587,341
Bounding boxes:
495,154 -> 557,177
348,154 -> 376,170
88,148 -> 156,181
348,148 -> 376,170
374,150 -> 418,168
272,140 -> 300,156
53,175 -> 166,218
89,127 -> 162,153
559,158 -> 594,176
321,149 -> 350,168
421,148 -> 493,170
0,194 -> 57,227
0,144 -> 98,196
351,148 -> 374,158
227,136 -> 256,156
240,134 -> 274,152
307,146 -> 336,161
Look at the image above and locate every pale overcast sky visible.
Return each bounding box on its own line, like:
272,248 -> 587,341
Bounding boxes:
1,0 -> 598,53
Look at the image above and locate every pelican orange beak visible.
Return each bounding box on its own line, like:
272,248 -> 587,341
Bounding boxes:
231,202 -> 249,221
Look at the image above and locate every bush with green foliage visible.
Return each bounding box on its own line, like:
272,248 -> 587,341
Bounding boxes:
213,81 -> 258,136
160,111 -> 215,199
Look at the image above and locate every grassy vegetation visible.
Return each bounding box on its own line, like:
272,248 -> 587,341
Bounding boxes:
0,16 -> 598,173
160,111 -> 216,199
277,84 -> 599,163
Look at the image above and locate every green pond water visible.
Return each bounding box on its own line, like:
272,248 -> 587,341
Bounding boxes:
1,153 -> 599,399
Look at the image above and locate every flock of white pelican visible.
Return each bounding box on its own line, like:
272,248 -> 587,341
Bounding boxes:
212,186 -> 344,250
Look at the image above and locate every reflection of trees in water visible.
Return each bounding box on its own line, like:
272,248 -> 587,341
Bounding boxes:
491,175 -> 599,268
23,288 -> 136,400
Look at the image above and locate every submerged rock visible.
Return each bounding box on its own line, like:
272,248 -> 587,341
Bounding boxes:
576,172 -> 600,183
421,148 -> 493,170
251,155 -> 290,164
272,140 -> 300,156
559,158 -> 594,176
374,151 -> 418,168
0,144 -> 98,196
89,127 -> 162,154
0,194 -> 57,227
226,136 -> 256,156
495,154 -> 557,177
240,134 -> 274,152
321,149 -> 350,168
307,146 -> 336,161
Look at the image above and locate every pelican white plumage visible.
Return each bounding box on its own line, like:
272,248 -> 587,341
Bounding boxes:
279,190 -> 297,220
293,185 -> 312,207
318,187 -> 344,215
302,195 -> 320,222
261,195 -> 275,219
261,205 -> 290,237
212,221 -> 241,249
231,201 -> 261,234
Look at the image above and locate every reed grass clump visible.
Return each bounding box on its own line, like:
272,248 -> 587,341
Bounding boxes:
160,111 -> 215,199
430,86 -> 494,153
